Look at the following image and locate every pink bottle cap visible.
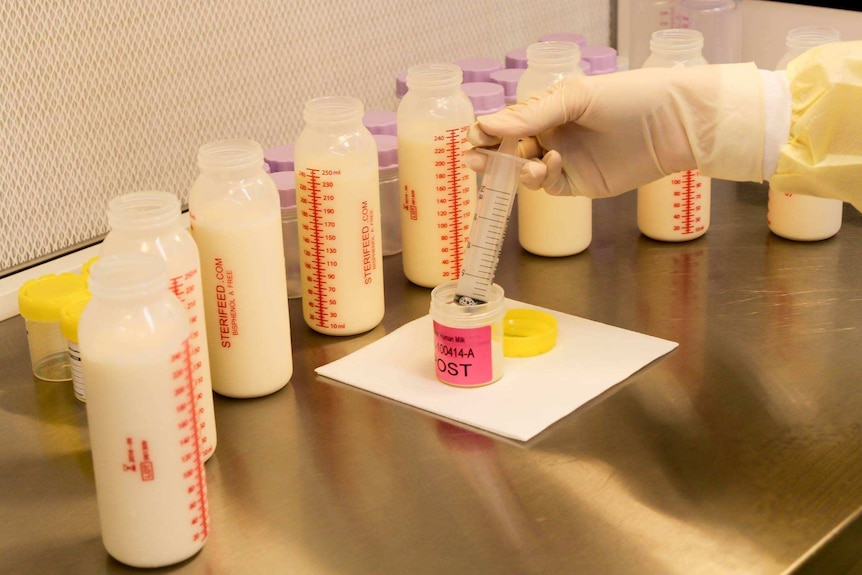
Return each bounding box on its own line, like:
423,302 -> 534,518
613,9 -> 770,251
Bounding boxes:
462,82 -> 506,116
373,134 -> 398,170
270,171 -> 296,210
454,58 -> 505,83
363,110 -> 397,136
580,45 -> 618,75
395,71 -> 408,98
489,68 -> 525,104
505,47 -> 528,69
264,144 -> 294,173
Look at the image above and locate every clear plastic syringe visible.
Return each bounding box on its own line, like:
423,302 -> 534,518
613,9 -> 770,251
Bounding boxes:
456,138 -> 526,305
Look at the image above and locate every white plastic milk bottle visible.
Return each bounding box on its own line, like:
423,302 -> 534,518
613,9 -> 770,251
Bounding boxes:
100,190 -> 217,461
295,96 -> 385,335
517,41 -> 592,257
79,254 -> 208,568
637,29 -> 711,242
398,63 -> 477,287
768,27 -> 842,242
189,139 -> 293,398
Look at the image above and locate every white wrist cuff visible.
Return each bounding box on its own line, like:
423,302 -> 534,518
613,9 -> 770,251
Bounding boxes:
759,69 -> 792,181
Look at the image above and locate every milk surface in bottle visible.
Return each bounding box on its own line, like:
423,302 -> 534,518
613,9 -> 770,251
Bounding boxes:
189,139 -> 293,398
517,41 -> 592,257
398,63 -> 477,287
768,27 -> 842,242
295,96 -> 385,335
100,191 -> 216,460
637,29 -> 711,242
80,254 -> 208,568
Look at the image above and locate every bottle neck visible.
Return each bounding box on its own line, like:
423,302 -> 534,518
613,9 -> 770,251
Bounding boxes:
108,191 -> 180,233
786,27 -> 840,56
87,254 -> 169,302
302,96 -> 365,130
649,29 -> 705,61
526,41 -> 581,72
198,139 -> 264,180
405,64 -> 463,95
678,0 -> 737,10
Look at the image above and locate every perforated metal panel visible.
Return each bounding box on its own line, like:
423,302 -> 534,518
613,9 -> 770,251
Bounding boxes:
0,0 -> 609,272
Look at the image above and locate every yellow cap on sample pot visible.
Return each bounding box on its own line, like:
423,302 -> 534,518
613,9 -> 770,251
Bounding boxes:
18,273 -> 89,382
60,292 -> 92,343
60,293 -> 91,402
18,273 -> 88,322
80,256 -> 98,283
503,308 -> 558,357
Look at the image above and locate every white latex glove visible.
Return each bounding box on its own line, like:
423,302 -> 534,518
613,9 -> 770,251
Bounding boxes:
465,63 -> 767,198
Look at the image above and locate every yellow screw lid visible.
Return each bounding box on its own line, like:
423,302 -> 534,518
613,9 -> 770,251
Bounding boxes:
18,273 -> 88,323
60,293 -> 92,342
81,256 -> 99,282
503,308 -> 558,357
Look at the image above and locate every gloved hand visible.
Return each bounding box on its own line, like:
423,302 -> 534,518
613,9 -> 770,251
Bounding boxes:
465,63 -> 767,198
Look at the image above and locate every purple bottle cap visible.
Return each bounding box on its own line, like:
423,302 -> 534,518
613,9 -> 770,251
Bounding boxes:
505,47 -> 528,69
264,144 -> 294,173
363,110 -> 397,136
454,58 -> 504,83
539,32 -> 588,47
395,71 -> 408,98
489,68 -> 525,104
270,171 -> 296,210
580,60 -> 592,75
580,45 -> 618,75
374,134 -> 398,170
262,162 -> 271,173
462,82 -> 505,116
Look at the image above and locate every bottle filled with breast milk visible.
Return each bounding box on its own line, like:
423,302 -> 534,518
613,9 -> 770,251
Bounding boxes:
295,96 -> 385,335
189,139 -> 293,398
768,27 -> 842,242
398,63 -> 477,287
637,29 -> 710,242
100,191 -> 216,460
517,41 -> 592,257
79,254 -> 208,568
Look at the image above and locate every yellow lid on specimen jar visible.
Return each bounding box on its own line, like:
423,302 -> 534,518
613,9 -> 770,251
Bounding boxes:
80,256 -> 99,283
60,292 -> 92,343
502,308 -> 558,357
18,273 -> 88,323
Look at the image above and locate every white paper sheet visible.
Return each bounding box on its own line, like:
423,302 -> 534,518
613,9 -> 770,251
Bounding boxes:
315,300 -> 678,442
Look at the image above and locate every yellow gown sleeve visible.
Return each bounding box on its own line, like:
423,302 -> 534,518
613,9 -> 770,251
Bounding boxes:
770,40 -> 862,211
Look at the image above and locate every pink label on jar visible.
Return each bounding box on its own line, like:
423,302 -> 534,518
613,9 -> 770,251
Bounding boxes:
433,321 -> 493,386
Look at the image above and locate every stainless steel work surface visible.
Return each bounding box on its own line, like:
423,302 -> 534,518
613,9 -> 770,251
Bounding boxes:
3,183 -> 862,574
